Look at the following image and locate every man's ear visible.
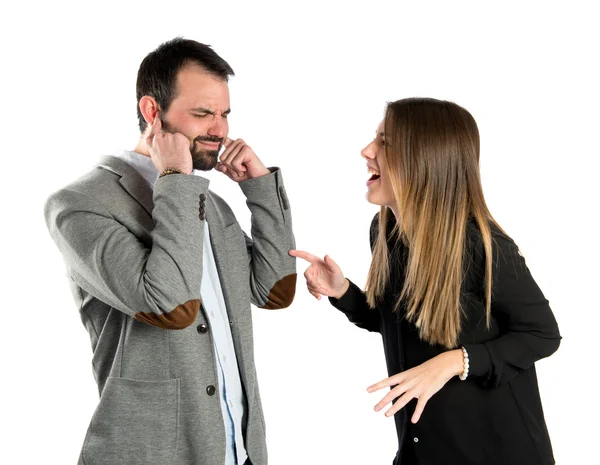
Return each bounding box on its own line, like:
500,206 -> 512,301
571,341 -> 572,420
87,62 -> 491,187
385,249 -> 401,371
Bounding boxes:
139,96 -> 160,132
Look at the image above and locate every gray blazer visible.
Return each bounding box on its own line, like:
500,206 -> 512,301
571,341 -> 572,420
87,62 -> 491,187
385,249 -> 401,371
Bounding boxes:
44,156 -> 297,465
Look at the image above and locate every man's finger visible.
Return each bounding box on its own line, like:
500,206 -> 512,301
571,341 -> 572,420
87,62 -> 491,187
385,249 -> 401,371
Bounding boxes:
223,137 -> 234,148
220,139 -> 244,166
150,112 -> 162,133
146,112 -> 162,144
289,249 -> 321,264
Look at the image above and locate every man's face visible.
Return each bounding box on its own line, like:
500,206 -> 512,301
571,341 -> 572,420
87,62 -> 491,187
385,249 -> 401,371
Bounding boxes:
160,64 -> 231,171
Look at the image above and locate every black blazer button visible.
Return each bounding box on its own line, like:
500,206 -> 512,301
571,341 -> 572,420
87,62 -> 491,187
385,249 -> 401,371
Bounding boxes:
197,324 -> 208,334
206,385 -> 216,396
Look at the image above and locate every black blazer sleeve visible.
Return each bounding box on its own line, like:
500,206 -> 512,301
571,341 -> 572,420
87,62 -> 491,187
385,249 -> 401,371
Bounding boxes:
328,213 -> 381,333
463,230 -> 561,388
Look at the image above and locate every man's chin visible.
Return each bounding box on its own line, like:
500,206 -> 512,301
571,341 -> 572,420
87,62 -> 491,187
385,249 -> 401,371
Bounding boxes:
192,152 -> 219,171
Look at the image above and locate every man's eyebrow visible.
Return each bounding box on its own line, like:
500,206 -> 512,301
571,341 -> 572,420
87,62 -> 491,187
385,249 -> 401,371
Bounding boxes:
191,107 -> 231,115
191,107 -> 214,114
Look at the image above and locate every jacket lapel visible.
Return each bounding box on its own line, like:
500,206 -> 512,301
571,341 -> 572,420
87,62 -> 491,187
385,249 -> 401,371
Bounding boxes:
205,195 -> 250,388
96,155 -> 154,217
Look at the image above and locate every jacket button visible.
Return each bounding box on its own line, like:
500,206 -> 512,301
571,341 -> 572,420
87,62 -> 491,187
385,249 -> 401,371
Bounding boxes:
413,437 -> 419,443
197,324 -> 208,334
206,385 -> 216,396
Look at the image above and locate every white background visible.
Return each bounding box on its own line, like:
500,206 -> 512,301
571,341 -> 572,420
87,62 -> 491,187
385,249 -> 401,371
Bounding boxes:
1,1 -> 598,464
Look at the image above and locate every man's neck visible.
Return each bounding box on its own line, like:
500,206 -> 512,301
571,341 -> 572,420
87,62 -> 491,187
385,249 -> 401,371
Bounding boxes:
132,138 -> 151,157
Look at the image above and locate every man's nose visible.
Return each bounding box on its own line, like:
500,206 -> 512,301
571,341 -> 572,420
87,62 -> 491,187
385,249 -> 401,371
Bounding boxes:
207,116 -> 227,138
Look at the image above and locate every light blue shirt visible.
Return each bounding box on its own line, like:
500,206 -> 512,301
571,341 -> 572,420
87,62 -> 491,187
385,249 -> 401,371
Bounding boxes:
115,150 -> 248,465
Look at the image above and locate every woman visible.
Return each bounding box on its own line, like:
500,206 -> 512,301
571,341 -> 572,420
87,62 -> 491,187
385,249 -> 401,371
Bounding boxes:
290,98 -> 560,465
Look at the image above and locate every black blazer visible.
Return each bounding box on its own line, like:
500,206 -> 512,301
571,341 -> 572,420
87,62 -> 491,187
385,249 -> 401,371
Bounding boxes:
329,214 -> 560,465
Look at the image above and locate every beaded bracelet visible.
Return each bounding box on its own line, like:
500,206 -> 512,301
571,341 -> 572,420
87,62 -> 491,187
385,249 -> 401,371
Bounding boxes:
159,167 -> 185,177
459,346 -> 470,381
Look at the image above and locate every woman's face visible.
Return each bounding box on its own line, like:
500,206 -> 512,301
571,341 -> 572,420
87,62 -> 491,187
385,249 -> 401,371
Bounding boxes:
361,120 -> 395,210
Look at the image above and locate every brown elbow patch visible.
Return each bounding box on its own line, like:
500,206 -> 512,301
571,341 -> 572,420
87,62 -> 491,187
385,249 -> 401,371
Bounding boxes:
135,299 -> 200,329
260,274 -> 297,309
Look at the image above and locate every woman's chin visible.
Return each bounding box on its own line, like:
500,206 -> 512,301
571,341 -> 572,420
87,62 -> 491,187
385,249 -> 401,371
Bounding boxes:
365,192 -> 383,206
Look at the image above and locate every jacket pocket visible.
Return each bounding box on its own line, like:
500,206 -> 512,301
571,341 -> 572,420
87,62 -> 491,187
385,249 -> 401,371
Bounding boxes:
82,377 -> 179,465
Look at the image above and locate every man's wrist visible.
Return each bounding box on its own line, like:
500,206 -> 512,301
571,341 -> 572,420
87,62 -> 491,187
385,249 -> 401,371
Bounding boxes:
159,167 -> 187,177
246,167 -> 271,180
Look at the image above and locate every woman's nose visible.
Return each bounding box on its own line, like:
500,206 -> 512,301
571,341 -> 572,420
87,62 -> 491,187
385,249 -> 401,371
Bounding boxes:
361,142 -> 375,160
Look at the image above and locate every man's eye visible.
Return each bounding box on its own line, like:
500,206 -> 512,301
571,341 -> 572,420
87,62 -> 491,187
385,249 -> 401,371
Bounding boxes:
193,114 -> 208,118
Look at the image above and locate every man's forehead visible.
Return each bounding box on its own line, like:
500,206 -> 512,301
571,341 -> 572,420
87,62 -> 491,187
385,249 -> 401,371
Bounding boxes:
173,68 -> 230,108
176,64 -> 228,88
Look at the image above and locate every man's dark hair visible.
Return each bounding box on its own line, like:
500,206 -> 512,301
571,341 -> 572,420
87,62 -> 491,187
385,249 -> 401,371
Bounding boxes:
136,37 -> 235,132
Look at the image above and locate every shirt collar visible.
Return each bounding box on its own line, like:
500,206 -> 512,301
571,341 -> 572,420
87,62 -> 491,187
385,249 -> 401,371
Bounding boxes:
114,150 -> 159,188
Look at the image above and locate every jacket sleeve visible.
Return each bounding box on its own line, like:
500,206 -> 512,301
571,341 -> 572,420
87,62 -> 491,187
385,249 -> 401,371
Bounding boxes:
44,174 -> 209,329
328,212 -> 382,333
463,231 -> 561,387
238,168 -> 297,309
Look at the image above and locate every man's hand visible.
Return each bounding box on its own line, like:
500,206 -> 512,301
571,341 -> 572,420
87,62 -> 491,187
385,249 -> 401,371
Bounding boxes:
216,137 -> 270,182
146,113 -> 193,174
367,350 -> 464,423
289,250 -> 349,300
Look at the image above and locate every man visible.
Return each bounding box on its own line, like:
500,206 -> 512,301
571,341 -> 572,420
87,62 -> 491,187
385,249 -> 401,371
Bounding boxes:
45,38 -> 296,465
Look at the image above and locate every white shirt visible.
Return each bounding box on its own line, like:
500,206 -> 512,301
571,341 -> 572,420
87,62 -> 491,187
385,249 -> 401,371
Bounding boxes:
115,150 -> 248,465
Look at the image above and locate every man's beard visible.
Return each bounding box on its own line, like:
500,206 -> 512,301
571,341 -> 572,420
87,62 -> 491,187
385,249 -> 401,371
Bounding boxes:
190,135 -> 221,171
160,117 -> 222,171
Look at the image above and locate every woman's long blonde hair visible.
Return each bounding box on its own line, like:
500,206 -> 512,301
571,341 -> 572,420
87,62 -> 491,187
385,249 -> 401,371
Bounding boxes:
365,98 -> 500,349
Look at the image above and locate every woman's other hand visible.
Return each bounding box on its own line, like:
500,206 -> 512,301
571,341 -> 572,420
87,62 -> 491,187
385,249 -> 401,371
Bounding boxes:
367,350 -> 464,423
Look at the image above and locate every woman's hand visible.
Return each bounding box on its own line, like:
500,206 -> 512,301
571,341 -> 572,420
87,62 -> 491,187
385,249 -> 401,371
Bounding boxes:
367,349 -> 464,423
288,250 -> 349,300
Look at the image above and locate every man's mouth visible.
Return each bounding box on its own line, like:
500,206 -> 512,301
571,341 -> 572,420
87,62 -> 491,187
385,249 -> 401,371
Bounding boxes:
198,140 -> 221,149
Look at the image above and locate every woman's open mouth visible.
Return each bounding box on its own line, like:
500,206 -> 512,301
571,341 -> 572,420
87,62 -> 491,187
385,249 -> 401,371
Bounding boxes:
367,169 -> 381,186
